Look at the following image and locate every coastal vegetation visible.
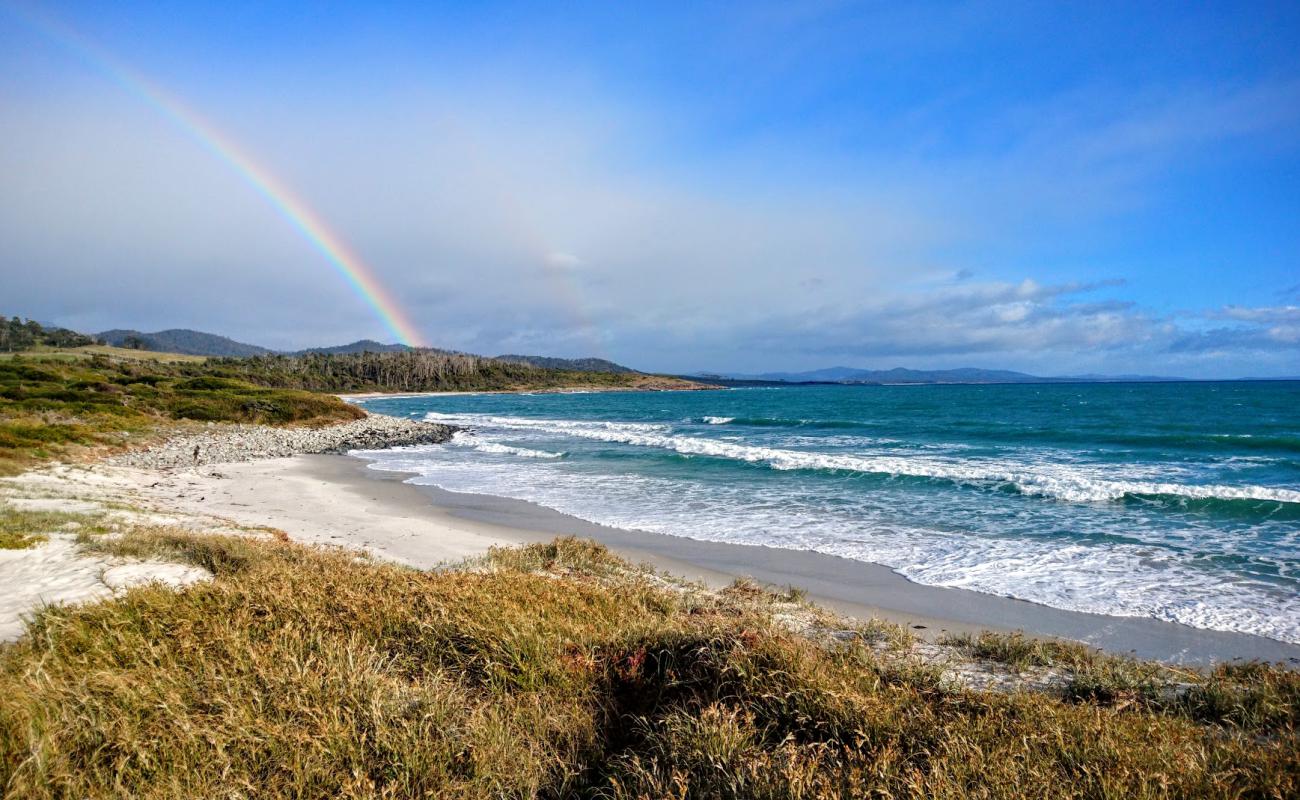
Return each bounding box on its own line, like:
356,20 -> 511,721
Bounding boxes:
0,507 -> 74,549
496,354 -> 639,373
202,350 -> 691,393
0,318 -> 96,352
0,532 -> 1295,798
0,356 -> 362,473
0,341 -> 700,473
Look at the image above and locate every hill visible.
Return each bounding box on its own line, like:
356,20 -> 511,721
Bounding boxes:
495,354 -> 638,374
90,329 -> 641,374
98,329 -> 272,358
210,350 -> 701,393
291,340 -> 412,356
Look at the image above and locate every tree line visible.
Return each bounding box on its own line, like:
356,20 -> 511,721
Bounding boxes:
199,350 -> 642,392
0,317 -> 97,352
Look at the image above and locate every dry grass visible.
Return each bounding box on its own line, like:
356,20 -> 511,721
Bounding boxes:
0,345 -> 208,363
939,630 -> 1097,670
0,532 -> 1295,798
941,629 -> 1300,738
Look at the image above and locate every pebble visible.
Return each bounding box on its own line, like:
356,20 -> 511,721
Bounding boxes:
109,414 -> 455,469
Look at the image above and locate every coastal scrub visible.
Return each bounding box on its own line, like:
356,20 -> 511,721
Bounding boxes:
0,356 -> 363,472
1,532 -> 1295,798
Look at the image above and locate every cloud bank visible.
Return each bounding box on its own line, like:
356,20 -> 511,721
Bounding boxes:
1,3 -> 1297,377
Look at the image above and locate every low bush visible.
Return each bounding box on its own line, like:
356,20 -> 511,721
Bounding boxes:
1,534 -> 1294,798
0,357 -> 362,470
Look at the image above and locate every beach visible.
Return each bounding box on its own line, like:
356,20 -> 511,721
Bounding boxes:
5,407 -> 1299,796
123,448 -> 1300,666
356,382 -> 1300,649
4,408 -> 1297,666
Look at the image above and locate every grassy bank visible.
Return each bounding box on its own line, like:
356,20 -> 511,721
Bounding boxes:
0,356 -> 362,473
1,532 -> 1294,798
0,347 -> 706,473
0,344 -> 208,363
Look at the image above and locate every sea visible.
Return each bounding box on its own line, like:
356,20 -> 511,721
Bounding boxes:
353,382 -> 1300,644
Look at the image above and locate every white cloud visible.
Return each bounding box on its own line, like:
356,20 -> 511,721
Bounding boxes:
1,19 -> 1297,376
543,251 -> 582,270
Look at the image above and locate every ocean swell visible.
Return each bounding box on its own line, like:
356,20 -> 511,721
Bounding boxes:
425,412 -> 1300,506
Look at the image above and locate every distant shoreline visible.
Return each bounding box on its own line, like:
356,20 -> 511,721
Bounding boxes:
687,376 -> 1300,388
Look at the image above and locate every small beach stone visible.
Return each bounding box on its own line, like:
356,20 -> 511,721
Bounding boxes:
108,414 -> 455,469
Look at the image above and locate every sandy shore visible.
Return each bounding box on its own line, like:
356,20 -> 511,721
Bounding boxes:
137,452 -> 1300,666
144,456 -> 521,565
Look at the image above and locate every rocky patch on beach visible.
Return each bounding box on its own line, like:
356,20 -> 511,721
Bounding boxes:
110,414 -> 455,469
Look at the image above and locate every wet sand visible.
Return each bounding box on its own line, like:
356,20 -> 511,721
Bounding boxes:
301,453 -> 1299,667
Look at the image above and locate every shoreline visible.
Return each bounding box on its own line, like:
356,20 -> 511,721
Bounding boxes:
7,441 -> 1298,665
305,453 -> 1300,665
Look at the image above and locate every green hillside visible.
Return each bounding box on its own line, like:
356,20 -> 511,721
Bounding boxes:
97,328 -> 273,357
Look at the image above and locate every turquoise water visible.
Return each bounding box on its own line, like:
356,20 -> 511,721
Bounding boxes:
356,382 -> 1300,643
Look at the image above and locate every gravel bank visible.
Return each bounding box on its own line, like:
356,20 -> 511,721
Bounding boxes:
110,414 -> 455,469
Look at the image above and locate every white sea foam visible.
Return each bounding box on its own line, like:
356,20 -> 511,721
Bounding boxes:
423,412 -> 1300,505
358,445 -> 1300,644
701,416 -> 734,424
449,431 -> 565,458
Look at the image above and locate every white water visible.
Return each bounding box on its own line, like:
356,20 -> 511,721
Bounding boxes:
424,412 -> 1300,505
353,403 -> 1300,645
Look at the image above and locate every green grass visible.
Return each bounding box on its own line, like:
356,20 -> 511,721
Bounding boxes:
0,505 -> 107,549
0,347 -> 706,473
1,532 -> 1295,798
939,630 -> 1097,671
0,356 -> 364,471
941,630 -> 1300,738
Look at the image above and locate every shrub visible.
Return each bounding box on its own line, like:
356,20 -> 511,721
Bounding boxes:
1,533 -> 1295,798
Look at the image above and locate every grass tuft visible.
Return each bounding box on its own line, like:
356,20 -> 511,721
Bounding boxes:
0,504 -> 107,549
484,535 -> 630,577
939,630 -> 1097,671
0,533 -> 1296,798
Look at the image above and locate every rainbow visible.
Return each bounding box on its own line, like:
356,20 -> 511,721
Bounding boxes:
5,4 -> 426,347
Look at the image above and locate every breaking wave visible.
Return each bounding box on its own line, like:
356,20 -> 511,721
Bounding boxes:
427,412 -> 1300,506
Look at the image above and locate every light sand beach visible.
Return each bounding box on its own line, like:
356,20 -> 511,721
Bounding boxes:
4,408 -> 1298,665
103,451 -> 1300,666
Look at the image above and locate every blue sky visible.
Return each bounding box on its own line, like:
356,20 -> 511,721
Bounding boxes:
2,0 -> 1298,376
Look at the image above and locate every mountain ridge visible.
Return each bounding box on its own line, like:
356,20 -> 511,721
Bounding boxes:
97,329 -> 273,357
77,327 -> 1283,383
495,355 -> 638,374
91,327 -> 643,373
292,340 -> 412,356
